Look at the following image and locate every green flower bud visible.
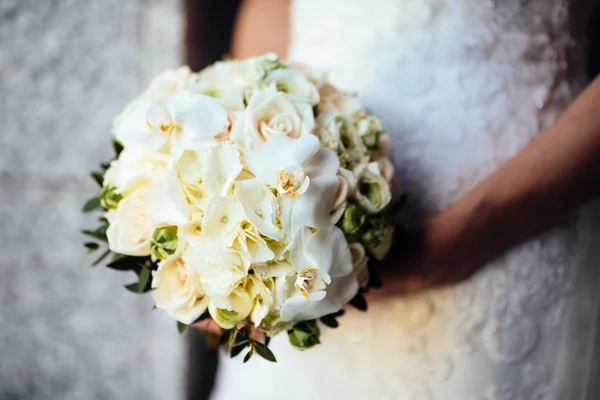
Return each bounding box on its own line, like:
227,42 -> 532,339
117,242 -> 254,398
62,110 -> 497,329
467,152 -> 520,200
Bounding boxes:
150,226 -> 179,260
370,226 -> 394,261
288,321 -> 321,350
99,185 -> 122,209
360,215 -> 389,250
340,203 -> 366,237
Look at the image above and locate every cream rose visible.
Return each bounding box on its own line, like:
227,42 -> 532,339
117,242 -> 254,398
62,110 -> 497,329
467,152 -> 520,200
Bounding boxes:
106,194 -> 154,256
151,257 -> 208,324
353,162 -> 393,214
349,242 -> 370,288
231,87 -> 315,150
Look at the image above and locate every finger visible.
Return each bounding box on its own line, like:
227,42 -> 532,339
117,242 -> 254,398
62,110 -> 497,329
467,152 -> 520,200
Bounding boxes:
193,319 -> 222,336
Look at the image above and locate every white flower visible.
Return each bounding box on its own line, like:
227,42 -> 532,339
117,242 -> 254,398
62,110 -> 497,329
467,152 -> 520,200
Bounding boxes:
114,92 -> 229,160
230,86 -> 315,150
317,110 -> 369,169
104,146 -> 172,195
373,155 -> 395,184
201,195 -> 246,247
175,144 -> 242,196
184,240 -> 246,297
245,134 -> 339,237
234,180 -> 283,241
287,62 -> 327,88
151,257 -> 208,324
280,227 -> 359,323
263,68 -> 319,104
145,168 -> 189,225
147,66 -> 194,103
193,54 -> 282,111
318,83 -> 365,117
349,242 -> 370,288
356,115 -> 389,152
330,168 -> 357,224
106,194 -> 153,256
353,162 -> 393,214
231,224 -> 275,265
246,274 -> 275,326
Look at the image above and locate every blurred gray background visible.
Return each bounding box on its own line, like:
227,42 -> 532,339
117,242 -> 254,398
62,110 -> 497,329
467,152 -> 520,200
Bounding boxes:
0,0 -> 185,399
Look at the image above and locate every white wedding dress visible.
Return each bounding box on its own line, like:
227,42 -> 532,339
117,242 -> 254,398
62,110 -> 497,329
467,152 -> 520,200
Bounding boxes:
211,1 -> 600,399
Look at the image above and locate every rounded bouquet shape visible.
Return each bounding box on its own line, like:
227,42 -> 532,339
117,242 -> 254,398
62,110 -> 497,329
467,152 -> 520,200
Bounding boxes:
82,54 -> 397,362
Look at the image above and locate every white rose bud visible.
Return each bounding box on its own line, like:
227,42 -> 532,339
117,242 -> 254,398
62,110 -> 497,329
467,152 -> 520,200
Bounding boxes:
106,195 -> 153,256
231,87 -> 315,150
264,68 -> 320,104
151,257 -> 208,325
373,156 -> 395,184
349,242 -> 370,288
318,83 -> 366,117
331,168 -> 357,224
317,110 -> 369,169
353,162 -> 393,214
356,115 -> 389,152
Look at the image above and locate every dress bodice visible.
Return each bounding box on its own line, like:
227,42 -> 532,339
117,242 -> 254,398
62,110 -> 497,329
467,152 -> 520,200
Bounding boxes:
211,1 -> 600,399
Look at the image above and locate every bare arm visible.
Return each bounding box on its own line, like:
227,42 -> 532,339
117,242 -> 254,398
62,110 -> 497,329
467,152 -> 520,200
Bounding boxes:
232,0 -> 291,59
387,75 -> 600,291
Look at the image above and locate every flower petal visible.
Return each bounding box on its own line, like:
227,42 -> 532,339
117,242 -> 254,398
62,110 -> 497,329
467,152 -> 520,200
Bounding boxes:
304,148 -> 340,179
146,168 -> 189,224
170,92 -> 228,139
234,179 -> 283,241
245,134 -> 321,183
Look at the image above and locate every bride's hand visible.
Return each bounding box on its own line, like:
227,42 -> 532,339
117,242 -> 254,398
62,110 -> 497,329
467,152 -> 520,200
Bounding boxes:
371,209 -> 484,297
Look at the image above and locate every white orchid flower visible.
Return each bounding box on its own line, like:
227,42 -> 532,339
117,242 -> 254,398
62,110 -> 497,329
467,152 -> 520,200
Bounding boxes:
114,92 -> 229,160
280,226 -> 359,323
245,134 -> 340,237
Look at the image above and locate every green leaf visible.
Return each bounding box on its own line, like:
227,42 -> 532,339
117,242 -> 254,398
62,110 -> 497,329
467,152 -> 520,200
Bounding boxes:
177,321 -> 188,334
113,140 -> 124,157
84,242 -> 100,253
92,249 -> 111,266
219,330 -> 233,346
82,197 -> 101,213
137,267 -> 152,293
106,256 -> 141,271
124,282 -> 140,294
230,341 -> 248,358
264,336 -> 271,347
100,162 -> 111,172
349,292 -> 368,312
320,314 -> 340,328
253,341 -> 277,362
90,171 -> 104,187
243,348 -> 254,363
81,229 -> 107,242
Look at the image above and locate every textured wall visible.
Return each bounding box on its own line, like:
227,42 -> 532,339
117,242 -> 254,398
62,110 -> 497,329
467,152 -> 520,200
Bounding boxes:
0,1 -> 185,399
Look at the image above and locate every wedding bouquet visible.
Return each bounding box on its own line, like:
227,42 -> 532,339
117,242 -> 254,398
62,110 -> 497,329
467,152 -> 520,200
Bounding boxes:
82,54 -> 396,362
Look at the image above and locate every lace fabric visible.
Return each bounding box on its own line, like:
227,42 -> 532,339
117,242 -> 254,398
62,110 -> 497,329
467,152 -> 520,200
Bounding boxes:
210,1 -> 599,399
